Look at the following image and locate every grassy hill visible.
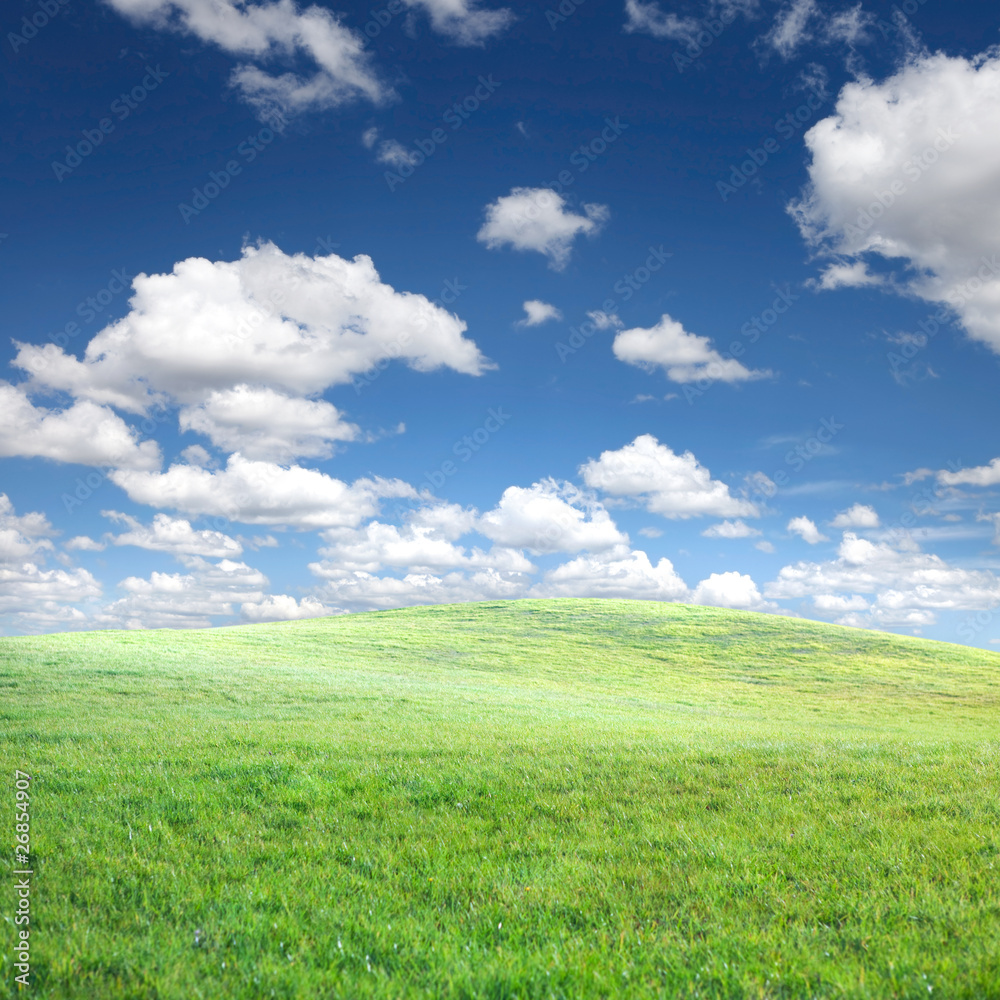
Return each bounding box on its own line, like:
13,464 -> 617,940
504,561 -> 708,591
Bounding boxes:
2,598 -> 999,998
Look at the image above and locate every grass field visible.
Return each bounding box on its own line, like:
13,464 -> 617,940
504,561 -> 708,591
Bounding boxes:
1,598 -> 999,999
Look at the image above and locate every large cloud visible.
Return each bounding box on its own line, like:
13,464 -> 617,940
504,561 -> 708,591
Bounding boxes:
178,385 -> 359,462
15,242 -> 489,462
612,313 -> 766,384
0,384 -> 161,471
103,511 -> 244,558
477,188 -> 609,270
110,452 -> 416,528
766,531 -> 1000,627
938,456 -> 1000,487
477,480 -> 627,554
532,544 -> 689,601
790,49 -> 1000,354
580,435 -> 759,519
97,557 -> 269,629
104,0 -> 388,118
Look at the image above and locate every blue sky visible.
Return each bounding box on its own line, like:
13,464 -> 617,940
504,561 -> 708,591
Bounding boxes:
2,0 -> 1000,646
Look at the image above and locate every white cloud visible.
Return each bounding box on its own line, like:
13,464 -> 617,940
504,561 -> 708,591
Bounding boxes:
612,313 -> 767,384
104,511 -> 244,558
938,457 -> 1000,487
623,0 -> 756,41
702,519 -> 761,538
16,242 -> 489,417
755,540 -> 776,553
403,0 -> 513,44
812,260 -> 884,290
315,503 -> 533,573
824,3 -> 874,46
0,384 -> 161,471
240,594 -> 333,621
0,495 -> 56,563
761,0 -> 816,59
477,480 -> 627,554
0,495 -> 99,633
104,0 -> 388,119
178,385 -> 359,462
64,536 -> 106,552
812,592 -> 869,612
97,556 -> 269,629
830,503 -> 880,528
532,544 -> 689,601
623,0 -> 700,41
790,49 -> 1000,355
374,138 -> 421,168
692,570 -> 774,610
110,452 -> 416,528
787,515 -> 829,544
477,188 -> 609,270
518,300 -> 562,327
580,434 -> 759,519
312,567 -> 529,612
766,532 -> 1000,627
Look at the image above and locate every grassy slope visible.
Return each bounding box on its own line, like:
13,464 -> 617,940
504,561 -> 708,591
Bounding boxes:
1,598 -> 999,999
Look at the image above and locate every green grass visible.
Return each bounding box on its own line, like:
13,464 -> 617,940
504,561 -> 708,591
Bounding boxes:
1,598 -> 999,999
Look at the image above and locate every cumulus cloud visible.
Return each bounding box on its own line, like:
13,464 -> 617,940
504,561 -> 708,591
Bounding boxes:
0,495 -> 99,634
811,260 -> 884,290
17,242 -> 489,409
103,511 -> 244,558
15,243 -> 488,463
0,384 -> 161,471
64,536 -> 106,552
580,434 -> 759,519
790,49 -> 1000,355
787,515 -> 828,544
97,556 -> 269,629
518,300 -> 562,327
692,571 -> 774,610
938,456 -> 1000,487
403,0 -> 513,44
178,385 -> 359,462
830,503 -> 880,528
766,532 -> 1000,627
477,480 -> 627,555
315,502 -> 533,573
110,452 -> 416,528
240,594 -> 333,621
477,188 -> 609,270
702,519 -> 761,538
612,313 -> 767,384
532,544 -> 689,601
104,0 -> 388,119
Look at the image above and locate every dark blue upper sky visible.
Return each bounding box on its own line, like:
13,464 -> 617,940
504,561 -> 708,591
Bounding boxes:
2,0 -> 999,644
